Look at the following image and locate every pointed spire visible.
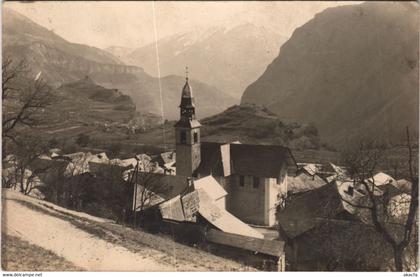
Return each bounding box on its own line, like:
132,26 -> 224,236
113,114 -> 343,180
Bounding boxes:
181,66 -> 193,100
185,66 -> 189,82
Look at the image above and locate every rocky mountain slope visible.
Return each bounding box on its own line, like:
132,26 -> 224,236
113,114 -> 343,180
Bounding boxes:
134,105 -> 322,150
39,77 -> 136,134
201,105 -> 320,149
3,8 -> 122,66
110,23 -> 287,99
2,8 -> 234,120
241,2 -> 419,145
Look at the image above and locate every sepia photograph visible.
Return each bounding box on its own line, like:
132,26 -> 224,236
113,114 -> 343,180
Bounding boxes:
1,0 -> 419,273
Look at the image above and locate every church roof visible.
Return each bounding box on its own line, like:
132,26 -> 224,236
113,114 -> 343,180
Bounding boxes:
230,144 -> 296,177
195,142 -> 227,176
182,80 -> 193,98
195,142 -> 297,178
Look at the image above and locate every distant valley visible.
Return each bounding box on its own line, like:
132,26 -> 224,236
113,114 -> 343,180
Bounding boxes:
106,23 -> 288,99
2,8 -> 236,120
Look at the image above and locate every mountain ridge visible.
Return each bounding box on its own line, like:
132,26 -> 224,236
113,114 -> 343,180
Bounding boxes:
109,23 -> 288,99
241,2 -> 419,145
3,8 -> 235,120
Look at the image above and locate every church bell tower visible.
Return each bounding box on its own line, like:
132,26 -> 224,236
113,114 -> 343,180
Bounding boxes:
175,67 -> 201,177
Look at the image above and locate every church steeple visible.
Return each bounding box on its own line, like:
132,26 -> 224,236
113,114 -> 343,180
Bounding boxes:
175,67 -> 201,177
180,69 -> 194,108
176,66 -> 200,127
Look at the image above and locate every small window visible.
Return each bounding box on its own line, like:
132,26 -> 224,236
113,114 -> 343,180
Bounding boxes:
193,131 -> 198,143
180,131 -> 186,144
239,175 -> 245,187
253,177 -> 259,188
276,177 -> 281,184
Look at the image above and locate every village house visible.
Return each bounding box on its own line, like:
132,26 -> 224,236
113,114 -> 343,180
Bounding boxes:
277,171 -> 415,270
174,73 -> 298,226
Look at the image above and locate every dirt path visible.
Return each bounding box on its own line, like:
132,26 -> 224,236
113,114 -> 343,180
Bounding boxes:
2,192 -> 175,271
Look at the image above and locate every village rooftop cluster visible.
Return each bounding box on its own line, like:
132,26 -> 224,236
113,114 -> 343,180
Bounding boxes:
2,77 -> 416,271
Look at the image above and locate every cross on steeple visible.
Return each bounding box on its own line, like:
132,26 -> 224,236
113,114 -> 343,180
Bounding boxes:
185,66 -> 189,81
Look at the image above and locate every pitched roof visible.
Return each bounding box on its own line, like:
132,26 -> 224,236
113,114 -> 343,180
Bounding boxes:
196,188 -> 263,239
133,172 -> 189,201
395,179 -> 412,193
156,186 -> 263,238
366,172 -> 397,187
302,163 -> 319,176
287,172 -> 327,194
159,195 -> 186,221
230,143 -> 296,178
196,142 -> 296,178
194,175 -> 227,200
278,182 -> 358,239
153,151 -> 175,166
330,163 -> 347,176
195,142 -> 227,176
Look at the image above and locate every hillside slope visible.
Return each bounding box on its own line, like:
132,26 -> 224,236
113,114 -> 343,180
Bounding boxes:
40,77 -> 136,131
3,8 -> 122,65
2,8 -> 235,119
201,105 -> 320,149
2,189 -> 252,271
241,2 -> 419,145
131,105 -> 322,151
114,23 -> 287,99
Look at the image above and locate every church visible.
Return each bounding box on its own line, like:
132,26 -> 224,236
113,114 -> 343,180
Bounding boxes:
174,73 -> 297,226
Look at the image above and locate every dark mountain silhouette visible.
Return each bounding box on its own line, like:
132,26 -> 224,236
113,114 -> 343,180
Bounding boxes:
241,2 -> 419,145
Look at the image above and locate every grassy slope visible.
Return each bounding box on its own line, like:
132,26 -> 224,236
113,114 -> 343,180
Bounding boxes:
3,190 -> 255,271
2,234 -> 82,271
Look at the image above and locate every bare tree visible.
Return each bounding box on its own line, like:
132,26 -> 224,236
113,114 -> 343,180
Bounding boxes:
2,135 -> 50,195
340,128 -> 418,271
130,159 -> 172,226
50,153 -> 91,208
2,57 -> 53,156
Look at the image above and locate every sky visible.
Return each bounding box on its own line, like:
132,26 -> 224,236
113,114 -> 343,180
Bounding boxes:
5,1 -> 362,49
